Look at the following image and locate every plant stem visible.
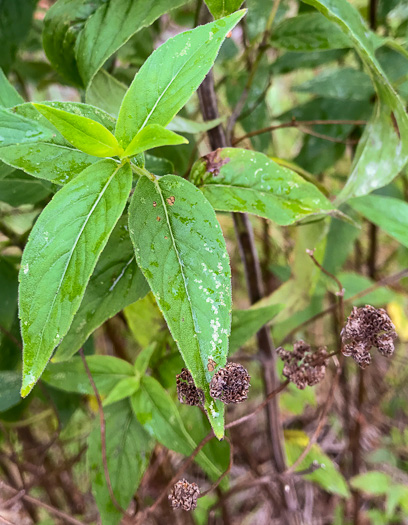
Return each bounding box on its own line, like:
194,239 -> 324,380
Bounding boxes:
198,70 -> 302,524
78,349 -> 129,518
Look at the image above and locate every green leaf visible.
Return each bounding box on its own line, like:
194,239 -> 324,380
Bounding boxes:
116,10 -> 245,148
203,0 -> 244,19
0,108 -> 55,146
167,116 -> 224,134
230,303 -> 283,353
0,171 -> 52,206
270,49 -> 347,75
300,0 -> 408,201
32,103 -> 123,158
0,0 -> 36,73
86,69 -> 127,117
134,344 -> 156,376
124,293 -> 163,348
131,376 -> 223,479
103,376 -> 140,406
0,371 -> 21,412
294,67 -> 374,101
124,124 -> 188,158
190,148 -> 334,225
76,0 -> 190,86
338,272 -> 401,307
87,400 -> 153,525
0,143 -> 99,185
285,430 -> 350,498
54,217 -> 149,362
128,175 -> 232,439
42,0 -> 89,86
350,471 -> 392,496
20,159 -> 132,397
0,69 -> 24,107
42,355 -> 134,395
349,194 -> 408,248
271,13 -> 351,51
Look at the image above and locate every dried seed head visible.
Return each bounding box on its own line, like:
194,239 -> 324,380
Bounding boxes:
341,305 -> 397,369
277,340 -> 328,389
209,362 -> 250,404
169,479 -> 200,511
176,368 -> 204,407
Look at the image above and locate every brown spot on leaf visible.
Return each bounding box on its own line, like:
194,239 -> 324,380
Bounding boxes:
167,196 -> 175,206
207,359 -> 216,372
156,216 -> 161,221
204,149 -> 230,176
391,112 -> 401,140
226,31 -> 232,38
153,201 -> 157,207
164,236 -> 168,239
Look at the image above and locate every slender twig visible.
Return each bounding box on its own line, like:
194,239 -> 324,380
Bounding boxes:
0,481 -> 85,525
279,267 -> 408,346
134,381 -> 289,524
199,436 -> 233,497
0,514 -> 15,525
306,248 -> 345,325
284,364 -> 341,475
78,349 -> 129,517
0,324 -> 21,349
225,380 -> 289,430
232,119 -> 367,146
226,0 -> 282,142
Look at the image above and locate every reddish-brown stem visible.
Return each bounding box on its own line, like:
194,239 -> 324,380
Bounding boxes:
199,436 -> 233,497
232,119 -> 367,146
0,481 -> 85,525
78,349 -> 129,518
134,380 -> 289,524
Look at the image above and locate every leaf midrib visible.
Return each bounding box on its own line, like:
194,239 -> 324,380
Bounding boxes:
135,26 -> 224,136
31,163 -> 122,368
153,178 -> 205,373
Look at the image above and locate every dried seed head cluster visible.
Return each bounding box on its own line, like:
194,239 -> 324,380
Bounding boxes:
169,479 -> 200,511
209,362 -> 250,404
176,368 -> 204,407
277,340 -> 328,390
341,305 -> 397,369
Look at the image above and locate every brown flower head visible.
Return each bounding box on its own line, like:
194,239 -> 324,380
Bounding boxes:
277,340 -> 328,389
176,368 -> 204,407
341,305 -> 397,369
209,362 -> 250,404
169,479 -> 200,511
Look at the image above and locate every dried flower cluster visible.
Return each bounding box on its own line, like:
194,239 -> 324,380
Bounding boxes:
341,305 -> 397,368
209,362 -> 250,403
176,368 -> 204,407
169,479 -> 200,511
277,340 -> 328,389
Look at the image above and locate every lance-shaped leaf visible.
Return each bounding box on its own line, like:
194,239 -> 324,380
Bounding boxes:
77,0 -> 190,86
203,0 -> 244,19
33,103 -> 123,157
301,0 -> 408,202
190,148 -> 334,225
131,376 -> 223,479
54,217 -> 149,362
87,400 -> 154,525
19,159 -> 132,397
43,0 -> 190,88
0,108 -> 54,147
0,68 -> 24,108
271,12 -> 351,51
42,355 -> 134,395
0,143 -> 98,185
349,194 -> 408,249
116,10 -> 245,147
123,124 -> 188,158
128,175 -> 232,439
